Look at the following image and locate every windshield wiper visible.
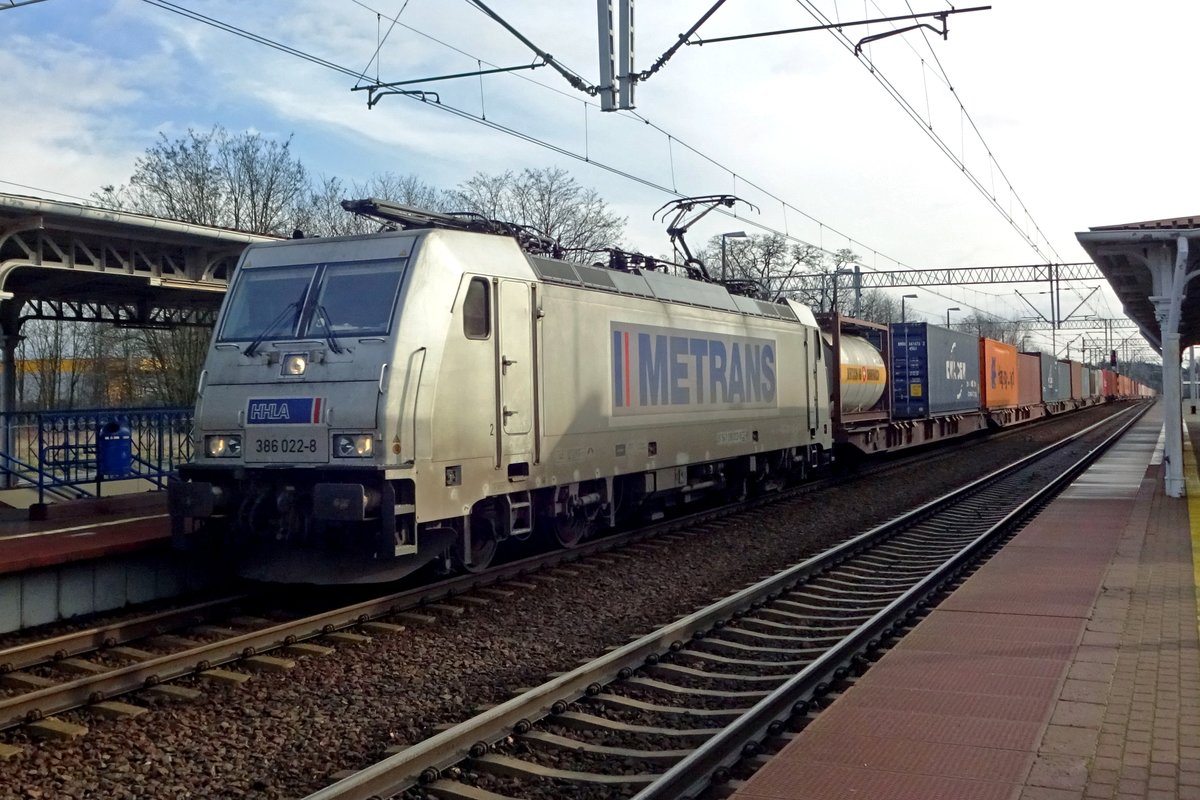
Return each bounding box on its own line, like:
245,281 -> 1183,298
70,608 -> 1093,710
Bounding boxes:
243,300 -> 301,357
314,304 -> 346,355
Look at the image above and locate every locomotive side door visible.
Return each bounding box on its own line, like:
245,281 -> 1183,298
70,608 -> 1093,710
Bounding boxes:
494,279 -> 535,464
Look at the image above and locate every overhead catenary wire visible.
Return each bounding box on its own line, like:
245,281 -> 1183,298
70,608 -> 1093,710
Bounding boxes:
889,0 -> 1115,324
174,0 -> 1041,327
138,0 -> 923,271
790,0 -> 1052,261
96,1 -> 1078,332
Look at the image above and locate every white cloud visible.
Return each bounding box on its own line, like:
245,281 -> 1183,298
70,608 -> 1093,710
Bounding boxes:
4,0 -> 1196,352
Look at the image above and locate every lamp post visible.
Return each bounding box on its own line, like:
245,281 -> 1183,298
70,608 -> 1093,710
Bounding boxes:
720,231 -> 747,282
901,294 -> 917,323
946,307 -> 961,328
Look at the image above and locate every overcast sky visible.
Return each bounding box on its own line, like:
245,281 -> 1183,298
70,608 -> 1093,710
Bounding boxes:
3,0 -> 1195,358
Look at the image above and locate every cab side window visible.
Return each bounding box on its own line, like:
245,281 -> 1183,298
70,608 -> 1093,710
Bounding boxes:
463,278 -> 490,339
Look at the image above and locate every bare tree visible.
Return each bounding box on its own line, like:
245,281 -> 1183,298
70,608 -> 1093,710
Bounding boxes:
94,126 -> 309,236
446,167 -> 625,257
18,320 -> 87,410
855,292 -> 899,325
707,234 -> 823,297
701,236 -> 909,323
131,327 -> 210,406
361,172 -> 446,213
291,175 -> 353,238
954,312 -> 1033,346
219,131 -> 308,234
298,173 -> 447,238
91,126 -> 321,407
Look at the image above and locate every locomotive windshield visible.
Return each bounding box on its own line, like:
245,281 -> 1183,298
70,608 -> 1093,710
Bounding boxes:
219,258 -> 407,342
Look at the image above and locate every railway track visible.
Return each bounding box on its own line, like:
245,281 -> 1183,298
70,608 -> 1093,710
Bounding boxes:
0,469 -> 853,735
0,405 -> 1135,752
298,402 -> 1147,800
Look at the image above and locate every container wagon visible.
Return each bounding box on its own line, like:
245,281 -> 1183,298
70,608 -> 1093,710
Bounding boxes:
980,338 -> 1019,426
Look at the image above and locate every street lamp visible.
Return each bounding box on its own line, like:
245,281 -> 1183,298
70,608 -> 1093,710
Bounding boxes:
720,231 -> 747,282
946,307 -> 961,328
901,294 -> 917,323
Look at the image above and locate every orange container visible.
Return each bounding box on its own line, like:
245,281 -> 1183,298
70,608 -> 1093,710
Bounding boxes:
980,339 -> 1018,409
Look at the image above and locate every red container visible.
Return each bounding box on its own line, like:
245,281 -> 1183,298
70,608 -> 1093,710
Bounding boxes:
980,339 -> 1018,409
1018,352 -> 1042,405
1103,369 -> 1116,397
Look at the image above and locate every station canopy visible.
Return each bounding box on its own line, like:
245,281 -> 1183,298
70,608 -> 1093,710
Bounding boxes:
1077,216 -> 1200,352
0,192 -> 274,327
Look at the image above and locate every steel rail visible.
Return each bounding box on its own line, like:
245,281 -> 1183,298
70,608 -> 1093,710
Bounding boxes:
0,396 -> 1062,714
0,470 -> 822,732
0,595 -> 249,673
301,403 -> 1146,800
637,402 -> 1149,799
0,530 -> 640,731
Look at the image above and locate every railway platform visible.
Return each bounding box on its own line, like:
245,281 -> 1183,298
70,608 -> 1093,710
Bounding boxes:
0,494 -> 194,635
0,493 -> 169,577
732,400 -> 1200,800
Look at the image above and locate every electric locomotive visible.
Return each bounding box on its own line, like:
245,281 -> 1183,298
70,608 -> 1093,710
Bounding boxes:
169,200 -> 833,582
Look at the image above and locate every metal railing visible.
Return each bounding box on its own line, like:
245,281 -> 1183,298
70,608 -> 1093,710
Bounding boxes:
0,408 -> 193,503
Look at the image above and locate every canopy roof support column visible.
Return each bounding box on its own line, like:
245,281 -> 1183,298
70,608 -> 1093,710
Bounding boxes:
1149,236 -> 1191,497
0,301 -> 21,490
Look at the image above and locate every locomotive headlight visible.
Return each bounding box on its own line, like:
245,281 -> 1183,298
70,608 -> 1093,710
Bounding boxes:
282,353 -> 308,376
204,434 -> 242,458
333,433 -> 374,458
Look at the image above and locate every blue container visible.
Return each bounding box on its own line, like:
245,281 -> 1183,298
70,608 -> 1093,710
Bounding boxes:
1055,361 -> 1072,402
1034,353 -> 1068,403
97,421 -> 133,478
891,322 -> 981,418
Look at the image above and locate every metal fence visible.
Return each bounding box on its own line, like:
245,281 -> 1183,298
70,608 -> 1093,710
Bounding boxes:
0,407 -> 193,503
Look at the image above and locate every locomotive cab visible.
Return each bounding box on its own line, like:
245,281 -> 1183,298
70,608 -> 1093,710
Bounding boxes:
172,230 -> 459,581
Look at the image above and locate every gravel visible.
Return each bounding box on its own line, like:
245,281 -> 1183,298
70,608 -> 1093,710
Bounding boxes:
0,405 -> 1130,799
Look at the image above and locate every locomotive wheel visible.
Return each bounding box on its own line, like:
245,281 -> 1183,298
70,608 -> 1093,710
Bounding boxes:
454,519 -> 498,573
728,470 -> 762,503
548,514 -> 590,549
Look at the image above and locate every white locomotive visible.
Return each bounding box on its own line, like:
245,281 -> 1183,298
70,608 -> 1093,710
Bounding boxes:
169,200 -> 833,582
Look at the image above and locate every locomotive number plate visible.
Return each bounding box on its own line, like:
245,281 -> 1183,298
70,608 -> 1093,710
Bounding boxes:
246,428 -> 329,463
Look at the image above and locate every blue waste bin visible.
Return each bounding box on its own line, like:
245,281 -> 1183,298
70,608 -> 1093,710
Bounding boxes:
97,421 -> 133,479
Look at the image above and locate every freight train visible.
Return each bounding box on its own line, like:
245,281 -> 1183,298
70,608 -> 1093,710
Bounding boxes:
168,200 -> 1150,583
822,315 -> 1149,456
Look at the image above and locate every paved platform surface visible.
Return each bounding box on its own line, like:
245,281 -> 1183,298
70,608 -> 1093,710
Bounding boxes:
732,401 -> 1200,800
0,493 -> 169,576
